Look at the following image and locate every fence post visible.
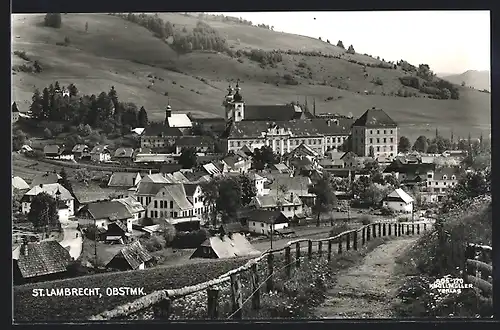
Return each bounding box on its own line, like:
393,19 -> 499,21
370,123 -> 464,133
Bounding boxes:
372,224 -> 377,238
367,226 -> 371,241
318,241 -> 323,257
417,223 -> 420,235
383,223 -> 387,236
230,274 -> 243,319
207,288 -> 219,319
378,223 -> 382,237
346,232 -> 351,251
295,242 -> 301,268
328,239 -> 332,261
338,236 -> 343,254
395,223 -> 399,236
397,224 -> 401,236
424,223 -> 427,232
362,227 -> 366,245
285,246 -> 291,278
250,263 -> 260,310
412,223 -> 415,235
308,240 -> 313,260
353,230 -> 358,251
405,224 -> 409,235
153,297 -> 172,319
266,253 -> 274,292
388,222 -> 391,236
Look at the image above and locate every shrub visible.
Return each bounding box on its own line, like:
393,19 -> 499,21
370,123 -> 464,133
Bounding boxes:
172,229 -> 209,248
371,77 -> 383,85
360,214 -> 372,225
52,123 -> 64,136
44,13 -> 62,28
142,235 -> 166,252
397,216 -> 408,222
328,222 -> 350,237
84,225 -> 99,240
13,50 -> 30,61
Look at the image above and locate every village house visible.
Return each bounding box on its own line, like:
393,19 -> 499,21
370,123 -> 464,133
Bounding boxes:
12,176 -> 30,191
266,174 -> 316,206
12,102 -> 20,123
249,193 -> 303,219
383,161 -> 436,186
164,105 -> 193,133
140,124 -> 183,150
187,114 -> 228,136
422,167 -> 460,203
43,145 -> 74,161
222,153 -> 252,173
341,151 -> 373,171
13,240 -> 73,284
105,241 -> 153,271
190,233 -> 260,259
175,135 -> 214,154
382,188 -> 415,214
90,145 -> 111,163
134,153 -> 178,164
114,196 -> 146,222
107,172 -> 142,188
268,163 -> 292,174
351,107 -> 398,161
243,209 -> 290,236
134,182 -> 195,220
31,172 -> 62,187
72,144 -> 90,160
113,147 -> 135,161
21,183 -> 74,216
202,161 -> 227,176
182,183 -> 209,218
19,144 -> 33,154
98,221 -> 129,244
76,200 -> 134,232
221,83 -> 351,155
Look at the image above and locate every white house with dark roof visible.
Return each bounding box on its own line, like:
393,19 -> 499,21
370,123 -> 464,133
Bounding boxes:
21,183 -> 74,216
175,136 -> 214,154
106,241 -> 153,270
114,196 -> 146,222
183,183 -> 210,219
190,233 -> 260,259
72,144 -> 90,159
43,145 -> 74,160
382,188 -> 414,213
222,153 -> 252,173
90,145 -> 111,163
351,107 -> 398,161
134,182 -> 195,220
244,209 -> 290,235
422,167 -> 460,203
249,193 -> 303,219
108,172 -> 142,188
75,200 -> 134,232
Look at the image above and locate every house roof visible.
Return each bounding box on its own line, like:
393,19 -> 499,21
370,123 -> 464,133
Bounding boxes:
223,118 -> 352,139
72,144 -> 89,153
267,175 -> 312,194
81,200 -> 133,220
12,102 -> 19,113
353,108 -> 397,128
136,181 -> 169,195
143,123 -> 183,137
167,113 -> 192,128
240,209 -> 288,225
108,172 -> 141,187
433,167 -> 460,180
222,154 -> 248,168
90,145 -> 109,154
107,241 -> 153,270
384,188 -> 414,204
24,183 -> 73,201
134,154 -> 176,163
107,220 -> 128,233
163,184 -> 193,211
141,173 -> 171,183
169,171 -> 190,183
252,193 -> 302,208
183,171 -> 212,183
198,233 -> 260,259
270,163 -> 291,173
176,136 -> 213,147
183,183 -> 199,197
203,163 -> 222,175
12,176 -> 30,190
43,145 -> 62,155
160,164 -> 183,174
14,241 -> 72,278
287,143 -> 318,158
114,196 -> 145,214
113,148 -> 135,158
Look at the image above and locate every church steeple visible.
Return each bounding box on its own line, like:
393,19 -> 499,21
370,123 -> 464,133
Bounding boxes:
233,79 -> 243,102
165,98 -> 172,126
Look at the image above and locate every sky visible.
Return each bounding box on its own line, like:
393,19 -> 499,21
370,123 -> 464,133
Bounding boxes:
214,11 -> 490,74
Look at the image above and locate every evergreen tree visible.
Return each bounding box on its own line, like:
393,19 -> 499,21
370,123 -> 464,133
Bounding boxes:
67,83 -> 78,97
41,87 -> 51,119
138,106 -> 149,127
54,81 -> 61,91
337,40 -> 345,49
347,45 -> 355,54
30,89 -> 44,120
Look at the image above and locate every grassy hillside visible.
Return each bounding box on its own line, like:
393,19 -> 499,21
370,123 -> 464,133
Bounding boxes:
12,13 -> 490,142
440,70 -> 490,92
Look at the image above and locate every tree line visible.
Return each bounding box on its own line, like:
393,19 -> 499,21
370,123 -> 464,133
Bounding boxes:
398,130 -> 488,155
398,64 -> 460,100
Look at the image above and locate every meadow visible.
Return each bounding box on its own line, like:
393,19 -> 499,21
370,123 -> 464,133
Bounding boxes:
11,13 -> 490,142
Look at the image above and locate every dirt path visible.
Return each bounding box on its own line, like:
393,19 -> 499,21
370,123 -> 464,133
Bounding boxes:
314,237 -> 418,319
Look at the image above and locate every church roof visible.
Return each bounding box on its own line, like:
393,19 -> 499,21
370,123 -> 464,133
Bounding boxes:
353,108 -> 397,128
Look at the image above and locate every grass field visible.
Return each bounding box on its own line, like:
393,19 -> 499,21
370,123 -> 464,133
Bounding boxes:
13,256 -> 253,322
11,13 -> 490,142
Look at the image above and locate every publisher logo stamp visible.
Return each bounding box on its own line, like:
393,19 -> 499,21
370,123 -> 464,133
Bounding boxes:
430,276 -> 473,294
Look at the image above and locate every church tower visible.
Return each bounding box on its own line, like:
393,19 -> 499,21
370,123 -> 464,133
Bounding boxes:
164,98 -> 172,126
223,80 -> 245,123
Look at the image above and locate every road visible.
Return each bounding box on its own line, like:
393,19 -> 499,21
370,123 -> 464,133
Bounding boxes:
59,219 -> 83,260
313,237 -> 419,318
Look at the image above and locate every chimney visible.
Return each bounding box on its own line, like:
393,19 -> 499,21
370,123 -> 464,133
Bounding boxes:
327,119 -> 331,126
39,184 -> 43,188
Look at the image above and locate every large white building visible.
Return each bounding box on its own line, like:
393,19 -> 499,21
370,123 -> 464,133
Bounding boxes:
382,188 -> 414,214
351,107 -> 398,162
21,183 -> 74,216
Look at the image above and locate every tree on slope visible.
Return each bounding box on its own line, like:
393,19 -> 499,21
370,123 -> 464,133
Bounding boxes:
44,13 -> 62,28
138,106 -> 149,127
337,40 -> 345,49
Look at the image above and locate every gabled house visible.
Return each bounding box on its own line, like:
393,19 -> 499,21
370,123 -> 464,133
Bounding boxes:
165,171 -> 190,184
190,233 -> 260,259
100,221 -> 129,244
13,240 -> 72,284
249,193 -> 303,219
134,182 -> 194,220
31,172 -> 62,187
422,167 -> 460,203
242,209 -> 290,236
105,241 -> 153,271
266,174 -> 316,205
21,183 -> 74,216
12,176 -> 30,191
222,154 -> 252,173
114,196 -> 146,222
108,172 -> 142,188
113,147 -> 135,160
140,124 -> 183,150
383,161 -> 436,183
72,144 -> 90,160
175,136 -> 214,154
382,188 -> 414,214
90,145 -> 111,163
76,200 -> 134,232
43,145 -> 73,160
202,162 -> 227,176
268,163 -> 292,174
341,152 -> 373,170
182,183 -> 208,218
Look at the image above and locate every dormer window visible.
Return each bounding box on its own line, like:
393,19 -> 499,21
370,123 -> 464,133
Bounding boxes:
442,175 -> 447,180
451,175 -> 456,180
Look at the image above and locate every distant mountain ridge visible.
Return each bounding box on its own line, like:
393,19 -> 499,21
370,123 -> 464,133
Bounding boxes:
439,70 -> 490,91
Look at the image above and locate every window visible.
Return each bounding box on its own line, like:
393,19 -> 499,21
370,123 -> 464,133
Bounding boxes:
230,141 -> 234,147
443,175 -> 447,180
237,141 -> 241,147
377,130 -> 380,134
390,130 -> 393,134
369,138 -> 373,143
427,174 -> 432,178
451,175 -> 456,180
383,138 -> 386,143
170,201 -> 173,208
154,200 -> 158,208
308,139 -> 311,144
376,138 -> 380,143
174,212 -> 178,217
444,182 -> 447,185
377,146 -> 380,152
370,130 -> 373,134
435,182 -> 438,185
261,223 -> 264,227
253,222 -> 255,226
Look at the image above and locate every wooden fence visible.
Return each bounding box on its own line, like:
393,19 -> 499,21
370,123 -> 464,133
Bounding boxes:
463,243 -> 493,297
89,221 -> 432,321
